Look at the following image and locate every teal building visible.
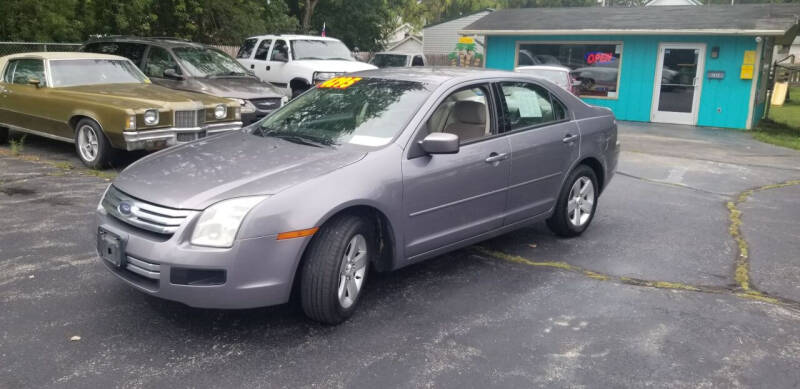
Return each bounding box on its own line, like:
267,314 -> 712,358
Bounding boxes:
462,5 -> 800,129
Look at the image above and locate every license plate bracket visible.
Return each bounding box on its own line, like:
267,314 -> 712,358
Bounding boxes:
97,228 -> 125,268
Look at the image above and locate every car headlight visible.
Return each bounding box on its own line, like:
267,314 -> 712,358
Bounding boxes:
233,98 -> 257,114
143,109 -> 159,125
313,72 -> 339,83
214,104 -> 227,119
190,196 -> 267,248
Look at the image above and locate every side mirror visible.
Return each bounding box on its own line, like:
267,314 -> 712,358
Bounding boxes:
419,132 -> 459,155
164,68 -> 184,80
272,52 -> 288,62
28,78 -> 41,88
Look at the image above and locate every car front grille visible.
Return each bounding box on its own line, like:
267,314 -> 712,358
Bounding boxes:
174,109 -> 205,128
102,186 -> 194,235
125,255 -> 161,280
250,98 -> 282,111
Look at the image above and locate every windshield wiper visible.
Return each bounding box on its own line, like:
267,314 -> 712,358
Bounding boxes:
208,71 -> 248,78
256,127 -> 329,148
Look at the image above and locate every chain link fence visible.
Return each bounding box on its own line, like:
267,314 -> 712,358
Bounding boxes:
0,42 -> 82,57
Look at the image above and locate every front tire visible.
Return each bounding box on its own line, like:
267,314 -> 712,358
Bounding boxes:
300,214 -> 375,324
547,165 -> 599,237
74,118 -> 113,169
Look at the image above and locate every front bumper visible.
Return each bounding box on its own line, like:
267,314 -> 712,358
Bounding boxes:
122,121 -> 243,151
96,207 -> 308,309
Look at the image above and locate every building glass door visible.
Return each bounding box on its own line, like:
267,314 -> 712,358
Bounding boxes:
651,43 -> 705,125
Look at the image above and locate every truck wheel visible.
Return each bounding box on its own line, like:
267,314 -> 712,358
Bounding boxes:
300,214 -> 375,324
0,127 -> 8,144
74,118 -> 114,169
547,165 -> 598,238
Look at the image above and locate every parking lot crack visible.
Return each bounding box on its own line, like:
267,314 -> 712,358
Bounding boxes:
474,179 -> 800,312
616,171 -> 729,196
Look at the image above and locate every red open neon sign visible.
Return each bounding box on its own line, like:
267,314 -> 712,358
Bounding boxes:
585,52 -> 615,64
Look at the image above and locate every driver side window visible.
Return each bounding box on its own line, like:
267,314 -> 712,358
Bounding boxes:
144,46 -> 180,78
5,59 -> 47,86
271,40 -> 289,62
425,85 -> 492,144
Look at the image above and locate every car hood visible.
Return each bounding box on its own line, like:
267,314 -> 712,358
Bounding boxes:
58,83 -> 227,109
186,77 -> 288,100
292,60 -> 377,73
112,131 -> 367,210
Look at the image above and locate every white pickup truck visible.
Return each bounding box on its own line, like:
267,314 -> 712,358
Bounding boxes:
236,34 -> 376,97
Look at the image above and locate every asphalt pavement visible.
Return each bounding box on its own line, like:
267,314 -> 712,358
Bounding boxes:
1,122 -> 800,388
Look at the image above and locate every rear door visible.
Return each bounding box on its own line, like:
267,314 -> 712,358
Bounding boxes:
236,38 -> 258,70
495,81 -> 579,224
401,83 -> 511,259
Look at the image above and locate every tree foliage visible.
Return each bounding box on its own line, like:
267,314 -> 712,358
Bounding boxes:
1,0 -> 797,48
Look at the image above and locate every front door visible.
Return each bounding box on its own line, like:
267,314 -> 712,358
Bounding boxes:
651,43 -> 705,125
402,83 -> 510,260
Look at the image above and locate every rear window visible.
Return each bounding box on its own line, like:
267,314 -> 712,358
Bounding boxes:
83,42 -> 147,66
49,59 -> 148,87
371,54 -> 407,68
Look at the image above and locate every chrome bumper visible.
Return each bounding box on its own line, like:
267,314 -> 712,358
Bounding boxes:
122,121 -> 243,151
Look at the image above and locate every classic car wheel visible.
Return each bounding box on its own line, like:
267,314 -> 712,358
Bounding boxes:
300,214 -> 374,324
74,119 -> 113,169
547,165 -> 598,238
0,127 -> 8,144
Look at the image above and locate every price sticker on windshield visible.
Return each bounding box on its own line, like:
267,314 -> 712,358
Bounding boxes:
319,76 -> 362,89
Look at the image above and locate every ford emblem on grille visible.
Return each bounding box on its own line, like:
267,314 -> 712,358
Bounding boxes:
118,201 -> 133,215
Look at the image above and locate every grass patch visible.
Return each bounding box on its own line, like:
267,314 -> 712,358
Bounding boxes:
9,134 -> 27,156
754,87 -> 800,151
84,169 -> 117,180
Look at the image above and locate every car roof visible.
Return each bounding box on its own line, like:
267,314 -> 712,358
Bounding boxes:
515,65 -> 571,72
84,36 -> 207,49
244,34 -> 342,42
353,67 -> 526,86
0,52 -> 127,61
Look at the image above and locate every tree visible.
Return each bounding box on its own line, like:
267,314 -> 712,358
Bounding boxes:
302,0 -> 320,32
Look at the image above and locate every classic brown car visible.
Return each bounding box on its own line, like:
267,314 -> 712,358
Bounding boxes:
0,52 -> 241,168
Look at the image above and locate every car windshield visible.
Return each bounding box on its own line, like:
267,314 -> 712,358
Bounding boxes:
254,78 -> 429,148
371,54 -> 407,68
173,47 -> 250,77
518,68 -> 569,87
49,59 -> 148,87
291,39 -> 353,61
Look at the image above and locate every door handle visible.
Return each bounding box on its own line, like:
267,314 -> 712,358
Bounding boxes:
484,152 -> 509,163
562,134 -> 579,143
250,64 -> 254,69
266,65 -> 271,71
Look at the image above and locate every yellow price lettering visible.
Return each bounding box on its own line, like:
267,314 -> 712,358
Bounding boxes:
319,77 -> 362,89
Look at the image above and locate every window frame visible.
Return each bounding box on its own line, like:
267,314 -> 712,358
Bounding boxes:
270,40 -> 290,62
142,45 -> 182,78
254,39 -> 273,61
493,80 -> 571,135
514,40 -> 624,100
237,38 -> 258,59
406,82 -> 502,159
4,58 -> 48,87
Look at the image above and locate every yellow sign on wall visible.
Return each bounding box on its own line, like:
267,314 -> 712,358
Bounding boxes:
740,65 -> 754,80
742,50 -> 756,65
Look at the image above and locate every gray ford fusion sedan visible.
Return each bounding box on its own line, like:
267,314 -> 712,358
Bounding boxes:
96,68 -> 619,324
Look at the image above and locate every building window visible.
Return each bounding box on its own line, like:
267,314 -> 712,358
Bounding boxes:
517,42 -> 623,98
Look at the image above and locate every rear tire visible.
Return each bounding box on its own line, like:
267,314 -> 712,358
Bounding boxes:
300,214 -> 375,324
0,126 -> 8,144
547,165 -> 599,238
74,118 -> 114,169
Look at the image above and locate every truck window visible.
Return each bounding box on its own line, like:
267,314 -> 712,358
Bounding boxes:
254,39 -> 273,61
237,38 -> 258,59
